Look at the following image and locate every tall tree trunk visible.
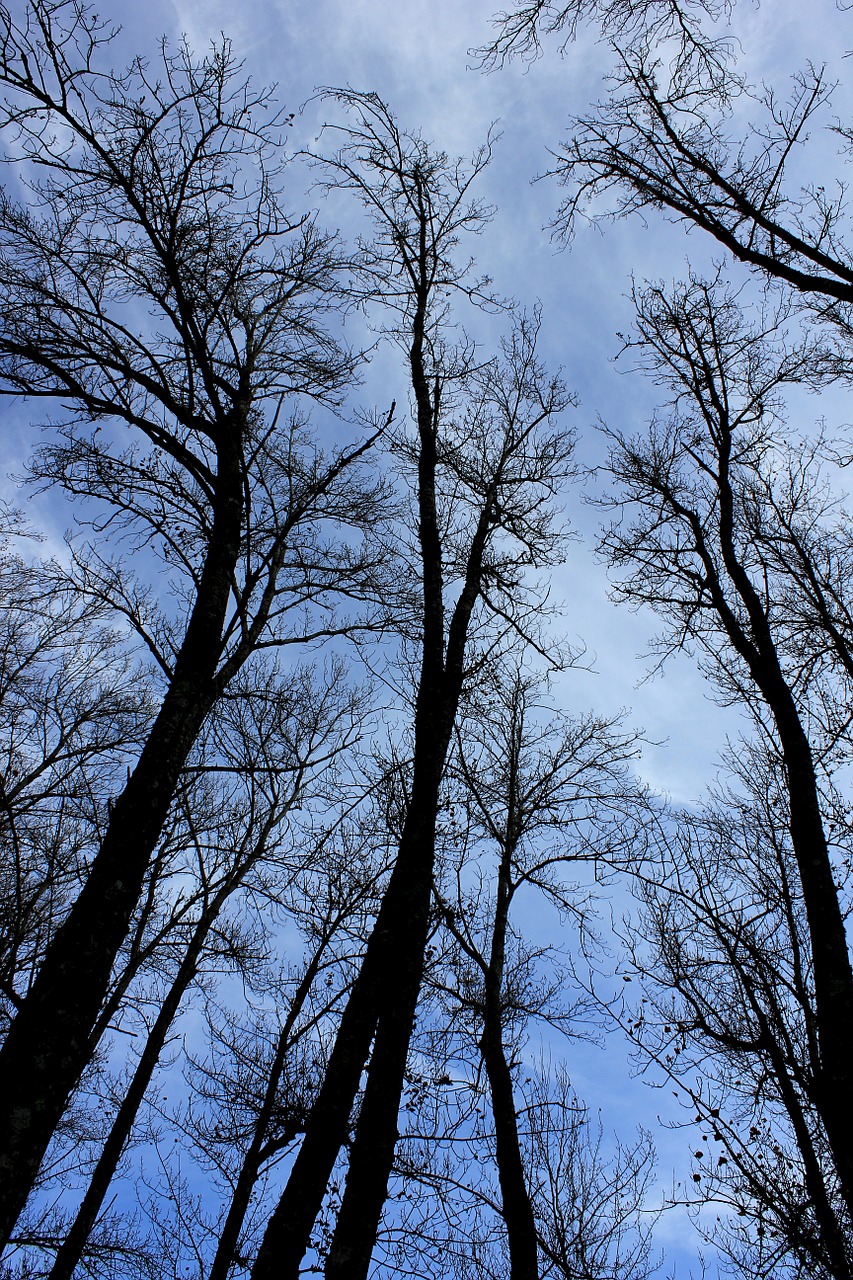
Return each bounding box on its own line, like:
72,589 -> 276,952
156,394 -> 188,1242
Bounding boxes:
744,972 -> 852,1280
706,451 -> 853,1213
0,433 -> 245,1245
208,938 -> 330,1280
322,818 -> 436,1280
480,837 -> 538,1280
48,931 -> 207,1280
249,816 -> 438,1280
298,523 -> 486,1280
479,1026 -> 539,1280
479,1030 -> 539,1280
774,719 -> 853,1219
251,222 -> 453,1280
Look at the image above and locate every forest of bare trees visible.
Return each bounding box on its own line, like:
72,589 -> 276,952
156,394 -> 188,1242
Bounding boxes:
0,0 -> 851,1277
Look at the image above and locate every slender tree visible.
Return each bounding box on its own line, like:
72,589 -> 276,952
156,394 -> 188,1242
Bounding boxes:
478,7 -> 853,1262
596,274 -> 853,1262
0,2 -> 386,1242
626,742 -> 853,1280
37,663 -> 362,1280
188,816 -> 389,1280
0,518 -> 151,1020
431,665 -> 643,1279
251,91 -> 575,1280
526,1067 -> 658,1280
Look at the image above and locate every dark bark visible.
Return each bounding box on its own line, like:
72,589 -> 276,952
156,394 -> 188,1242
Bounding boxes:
322,795 -> 439,1280
0,429 -> 245,1246
47,931 -> 206,1280
770,719 -> 853,1217
743,971 -> 852,1280
693,443 -> 853,1214
480,1027 -> 540,1280
208,932 -> 332,1280
318,250 -> 498,1277
251,152 -> 454,1280
559,62 -> 853,303
480,848 -> 539,1280
446,714 -> 540,1280
249,718 -> 457,1280
46,787 -> 287,1280
254,201 -> 460,1280
604,271 -> 853,1262
567,66 -> 853,1198
563,74 -> 853,1189
249,847 -> 423,1280
250,90 -> 569,1280
563,45 -> 853,1209
0,14 -> 367,1248
211,1114 -> 299,1280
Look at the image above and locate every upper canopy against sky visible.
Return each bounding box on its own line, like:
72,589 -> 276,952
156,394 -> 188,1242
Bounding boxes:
1,4 -> 850,1271
5,0 -> 851,798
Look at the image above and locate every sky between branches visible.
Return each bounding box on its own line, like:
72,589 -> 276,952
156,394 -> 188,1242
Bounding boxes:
3,1 -> 853,1270
7,0 -> 849,804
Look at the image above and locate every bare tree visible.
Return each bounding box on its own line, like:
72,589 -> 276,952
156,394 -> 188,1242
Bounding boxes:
623,736 -> 853,1280
596,274 -> 853,1269
250,91 -> 575,1280
478,11 -> 853,1261
424,664 -> 644,1280
525,1066 -> 658,1280
0,517 -> 151,1021
478,0 -> 729,70
0,1 -> 387,1240
17,663 -> 362,1280
549,23 -> 853,324
196,817 -> 390,1280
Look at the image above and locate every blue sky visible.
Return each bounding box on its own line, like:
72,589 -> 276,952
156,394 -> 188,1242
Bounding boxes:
61,0 -> 852,801
4,0 -> 853,1273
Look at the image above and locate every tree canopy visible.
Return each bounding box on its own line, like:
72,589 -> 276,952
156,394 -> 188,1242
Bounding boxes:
0,1 -> 851,1279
